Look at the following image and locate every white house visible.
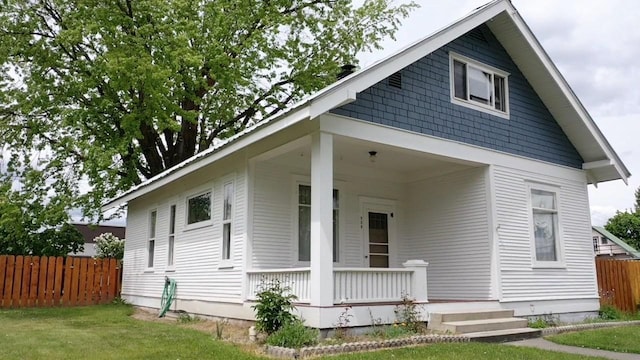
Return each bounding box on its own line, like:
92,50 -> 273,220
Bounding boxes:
104,0 -> 630,329
592,226 -> 640,260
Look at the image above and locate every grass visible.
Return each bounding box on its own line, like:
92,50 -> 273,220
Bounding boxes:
0,304 -> 265,360
0,304 -> 606,360
329,343 -> 605,359
548,325 -> 640,354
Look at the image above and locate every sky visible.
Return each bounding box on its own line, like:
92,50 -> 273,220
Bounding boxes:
356,0 -> 638,226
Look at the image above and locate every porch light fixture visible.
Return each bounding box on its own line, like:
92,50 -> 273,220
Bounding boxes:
368,151 -> 377,163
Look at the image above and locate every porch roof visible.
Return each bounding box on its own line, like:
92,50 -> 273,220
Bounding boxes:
103,0 -> 629,210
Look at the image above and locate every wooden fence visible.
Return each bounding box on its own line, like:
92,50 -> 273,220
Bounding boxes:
595,258 -> 640,313
0,255 -> 121,308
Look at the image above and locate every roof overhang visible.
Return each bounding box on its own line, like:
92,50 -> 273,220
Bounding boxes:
103,0 -> 629,210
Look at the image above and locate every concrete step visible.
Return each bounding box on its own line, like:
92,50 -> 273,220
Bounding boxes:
439,317 -> 529,334
465,327 -> 542,343
430,309 -> 515,325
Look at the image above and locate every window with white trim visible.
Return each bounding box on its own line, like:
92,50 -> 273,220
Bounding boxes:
222,182 -> 233,260
450,52 -> 509,116
297,184 -> 339,262
187,191 -> 211,225
530,188 -> 560,262
167,204 -> 176,267
148,210 -> 157,269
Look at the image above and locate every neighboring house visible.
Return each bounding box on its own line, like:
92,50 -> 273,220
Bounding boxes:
103,0 -> 630,328
592,226 -> 640,260
71,223 -> 126,258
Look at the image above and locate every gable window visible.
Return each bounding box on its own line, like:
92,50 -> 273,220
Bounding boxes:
148,210 -> 157,269
298,184 -> 339,262
222,182 -> 233,261
530,188 -> 560,263
167,205 -> 176,268
450,52 -> 509,117
187,191 -> 211,225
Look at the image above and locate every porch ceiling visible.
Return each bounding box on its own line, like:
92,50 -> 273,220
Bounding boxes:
266,135 -> 481,182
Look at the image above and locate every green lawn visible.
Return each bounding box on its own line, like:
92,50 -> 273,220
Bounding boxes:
548,325 -> 640,354
0,304 -> 604,360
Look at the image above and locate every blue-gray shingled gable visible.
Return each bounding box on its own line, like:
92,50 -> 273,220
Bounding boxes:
331,24 -> 583,168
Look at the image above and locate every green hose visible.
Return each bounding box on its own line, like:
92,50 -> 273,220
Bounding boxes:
159,277 -> 176,318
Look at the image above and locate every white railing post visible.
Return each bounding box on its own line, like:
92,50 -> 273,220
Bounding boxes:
402,260 -> 429,302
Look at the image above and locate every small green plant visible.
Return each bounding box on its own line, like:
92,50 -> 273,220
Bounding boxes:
333,306 -> 353,340
111,296 -> 128,305
393,293 -> 423,333
266,319 -> 319,348
528,313 -> 559,328
177,311 -> 200,323
214,319 -> 228,340
252,278 -> 297,334
599,304 -> 623,320
370,324 -> 415,339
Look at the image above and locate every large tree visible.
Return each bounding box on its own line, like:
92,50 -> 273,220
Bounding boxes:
604,186 -> 640,251
0,0 -> 416,219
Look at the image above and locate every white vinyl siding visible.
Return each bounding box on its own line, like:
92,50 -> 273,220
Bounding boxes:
403,167 -> 492,300
121,159 -> 246,304
494,165 -> 597,301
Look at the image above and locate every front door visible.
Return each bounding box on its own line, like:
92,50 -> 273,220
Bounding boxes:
361,198 -> 395,268
368,212 -> 390,268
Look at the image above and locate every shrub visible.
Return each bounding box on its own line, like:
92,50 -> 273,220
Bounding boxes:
252,278 -> 297,334
394,293 -> 424,333
94,232 -> 125,260
266,319 -> 319,348
369,324 -> 415,339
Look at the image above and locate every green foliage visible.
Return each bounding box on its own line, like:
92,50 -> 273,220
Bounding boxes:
605,210 -> 640,251
599,305 -> 624,320
93,232 -> 125,260
265,319 -> 319,349
177,311 -> 201,324
393,293 -> 424,333
0,0 -> 417,220
252,278 -> 297,334
528,313 -> 559,329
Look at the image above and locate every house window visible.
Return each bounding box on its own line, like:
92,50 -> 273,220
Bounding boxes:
222,182 -> 233,260
298,185 -> 339,262
601,237 -> 609,245
187,191 -> 211,225
593,236 -> 600,252
148,210 -> 157,268
531,189 -> 560,262
168,205 -> 176,267
450,52 -> 509,116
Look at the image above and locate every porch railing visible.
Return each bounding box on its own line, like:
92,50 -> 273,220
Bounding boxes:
246,268 -> 311,303
333,268 -> 413,303
246,260 -> 428,304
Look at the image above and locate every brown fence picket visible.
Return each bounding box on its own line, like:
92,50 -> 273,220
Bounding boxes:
53,257 -> 64,305
12,256 -> 23,308
62,257 -> 73,306
0,256 -> 6,307
86,259 -> 95,304
28,256 -> 40,307
45,257 -> 55,306
93,258 -> 103,303
78,258 -> 88,305
3,256 -> 15,308
38,257 -> 48,306
20,256 -> 32,308
100,259 -> 110,304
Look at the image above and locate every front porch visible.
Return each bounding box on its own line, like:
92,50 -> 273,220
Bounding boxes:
246,119 -> 498,327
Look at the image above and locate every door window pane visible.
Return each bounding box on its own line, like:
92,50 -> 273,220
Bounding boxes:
370,255 -> 389,268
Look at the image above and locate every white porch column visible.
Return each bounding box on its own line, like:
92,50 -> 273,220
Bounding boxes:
310,132 -> 334,307
403,260 -> 429,302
